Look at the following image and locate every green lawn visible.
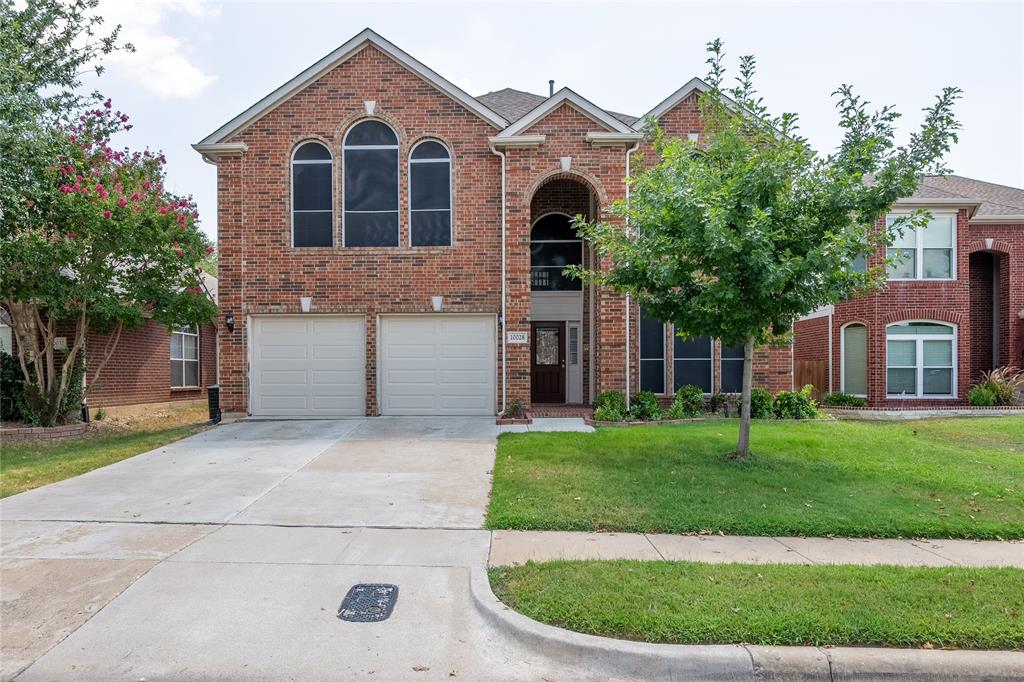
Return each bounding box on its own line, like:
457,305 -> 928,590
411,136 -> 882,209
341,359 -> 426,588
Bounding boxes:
488,417 -> 1024,539
1,423 -> 207,498
490,560 -> 1024,649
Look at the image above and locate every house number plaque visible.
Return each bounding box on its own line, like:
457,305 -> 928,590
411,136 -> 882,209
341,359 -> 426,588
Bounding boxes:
506,331 -> 529,344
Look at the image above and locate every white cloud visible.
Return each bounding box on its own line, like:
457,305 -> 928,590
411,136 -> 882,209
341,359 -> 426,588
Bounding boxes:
101,0 -> 219,99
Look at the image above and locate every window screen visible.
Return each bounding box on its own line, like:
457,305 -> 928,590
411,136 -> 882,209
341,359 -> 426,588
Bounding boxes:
842,324 -> 867,396
639,308 -> 665,393
344,121 -> 399,247
674,335 -> 712,393
292,142 -> 333,247
410,141 -> 451,246
720,343 -> 745,393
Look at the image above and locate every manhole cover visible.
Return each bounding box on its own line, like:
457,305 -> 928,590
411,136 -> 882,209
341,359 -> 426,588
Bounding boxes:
337,583 -> 398,622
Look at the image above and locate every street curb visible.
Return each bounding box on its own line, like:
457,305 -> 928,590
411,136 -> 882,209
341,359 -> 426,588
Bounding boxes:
469,567 -> 1024,681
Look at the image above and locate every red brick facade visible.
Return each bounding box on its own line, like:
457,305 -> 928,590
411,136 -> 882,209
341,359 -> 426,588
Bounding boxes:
794,211 -> 1024,406
207,40 -> 795,416
84,320 -> 217,409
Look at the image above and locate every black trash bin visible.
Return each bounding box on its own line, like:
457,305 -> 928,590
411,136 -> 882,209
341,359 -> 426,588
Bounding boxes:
207,384 -> 221,423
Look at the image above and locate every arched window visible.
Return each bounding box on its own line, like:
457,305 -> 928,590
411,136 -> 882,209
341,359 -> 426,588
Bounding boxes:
530,213 -> 582,291
841,323 -> 867,397
409,140 -> 451,246
343,120 -> 398,247
886,321 -> 955,398
291,141 -> 333,247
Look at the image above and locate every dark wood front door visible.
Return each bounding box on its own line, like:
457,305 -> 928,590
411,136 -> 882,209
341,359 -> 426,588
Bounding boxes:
531,322 -> 565,403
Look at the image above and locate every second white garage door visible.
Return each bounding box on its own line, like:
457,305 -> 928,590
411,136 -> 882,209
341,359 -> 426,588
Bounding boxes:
379,315 -> 496,416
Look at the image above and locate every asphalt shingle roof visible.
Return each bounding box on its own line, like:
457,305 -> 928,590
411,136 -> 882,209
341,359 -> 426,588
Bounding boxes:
915,175 -> 1024,219
476,87 -> 639,127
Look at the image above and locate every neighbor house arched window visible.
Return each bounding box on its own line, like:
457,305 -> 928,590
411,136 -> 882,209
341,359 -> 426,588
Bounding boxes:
409,140 -> 451,246
343,120 -> 399,247
841,323 -> 867,397
291,141 -> 333,247
886,321 -> 956,398
530,213 -> 582,291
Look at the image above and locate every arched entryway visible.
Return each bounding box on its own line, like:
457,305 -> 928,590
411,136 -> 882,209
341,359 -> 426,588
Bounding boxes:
969,249 -> 1010,378
528,176 -> 599,405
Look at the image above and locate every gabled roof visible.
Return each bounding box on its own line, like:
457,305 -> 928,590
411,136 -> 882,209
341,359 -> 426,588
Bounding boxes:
476,88 -> 546,123
640,77 -> 713,125
196,28 -> 509,146
914,175 -> 1024,222
495,87 -> 635,137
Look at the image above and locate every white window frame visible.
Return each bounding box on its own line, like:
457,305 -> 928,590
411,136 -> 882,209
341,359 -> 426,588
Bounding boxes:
290,140 -> 334,248
342,119 -> 400,248
840,322 -> 868,398
672,331 -> 714,395
885,321 -> 957,399
171,326 -> 200,388
886,210 -> 957,281
638,310 -> 666,394
530,212 -> 584,292
407,139 -> 453,247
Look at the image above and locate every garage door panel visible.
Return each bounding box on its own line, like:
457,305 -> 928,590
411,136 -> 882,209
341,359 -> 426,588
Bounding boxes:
379,315 -> 495,416
250,316 -> 365,416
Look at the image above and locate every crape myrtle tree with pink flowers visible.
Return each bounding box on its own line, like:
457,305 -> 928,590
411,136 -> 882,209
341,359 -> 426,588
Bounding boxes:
0,0 -> 215,425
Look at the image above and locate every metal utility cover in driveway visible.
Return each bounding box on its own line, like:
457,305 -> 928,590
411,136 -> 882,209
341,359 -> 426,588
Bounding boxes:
337,583 -> 399,622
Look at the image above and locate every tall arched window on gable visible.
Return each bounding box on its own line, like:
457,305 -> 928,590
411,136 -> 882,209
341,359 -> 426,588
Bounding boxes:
530,213 -> 583,291
292,141 -> 333,247
409,140 -> 452,246
343,120 -> 399,247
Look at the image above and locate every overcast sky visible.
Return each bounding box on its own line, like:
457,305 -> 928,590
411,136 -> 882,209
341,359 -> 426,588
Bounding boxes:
83,0 -> 1023,240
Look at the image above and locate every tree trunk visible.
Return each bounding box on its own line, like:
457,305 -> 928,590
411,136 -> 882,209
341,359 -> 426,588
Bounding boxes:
734,335 -> 755,460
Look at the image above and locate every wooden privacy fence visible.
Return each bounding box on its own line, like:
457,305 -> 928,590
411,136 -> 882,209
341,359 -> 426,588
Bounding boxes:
794,360 -> 827,398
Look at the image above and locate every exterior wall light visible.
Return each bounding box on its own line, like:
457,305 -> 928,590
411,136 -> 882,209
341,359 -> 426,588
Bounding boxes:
431,296 -> 444,312
225,314 -> 235,332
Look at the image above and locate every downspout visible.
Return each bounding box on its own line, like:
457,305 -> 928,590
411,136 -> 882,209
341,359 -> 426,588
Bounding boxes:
624,141 -> 640,407
489,143 -> 507,414
827,308 -> 833,394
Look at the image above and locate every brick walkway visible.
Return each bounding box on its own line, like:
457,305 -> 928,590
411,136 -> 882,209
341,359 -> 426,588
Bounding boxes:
488,530 -> 1024,568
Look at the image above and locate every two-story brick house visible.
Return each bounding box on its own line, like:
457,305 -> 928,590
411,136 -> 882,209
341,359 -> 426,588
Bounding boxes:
794,176 -> 1024,406
194,28 -> 811,418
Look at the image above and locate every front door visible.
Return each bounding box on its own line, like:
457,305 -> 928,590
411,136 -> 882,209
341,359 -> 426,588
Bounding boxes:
531,322 -> 565,403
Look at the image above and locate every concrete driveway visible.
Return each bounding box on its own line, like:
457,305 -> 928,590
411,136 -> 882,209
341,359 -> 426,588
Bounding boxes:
1,418 -> 607,681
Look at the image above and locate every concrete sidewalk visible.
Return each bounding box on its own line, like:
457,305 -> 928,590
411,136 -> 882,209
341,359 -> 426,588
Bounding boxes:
489,530 -> 1024,567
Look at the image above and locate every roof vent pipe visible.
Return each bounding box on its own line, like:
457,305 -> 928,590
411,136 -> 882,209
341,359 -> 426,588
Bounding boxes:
549,80 -> 554,97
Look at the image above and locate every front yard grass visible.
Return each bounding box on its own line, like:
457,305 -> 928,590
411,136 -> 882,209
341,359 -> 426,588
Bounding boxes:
489,560 -> 1024,649
1,403 -> 210,498
487,417 -> 1024,539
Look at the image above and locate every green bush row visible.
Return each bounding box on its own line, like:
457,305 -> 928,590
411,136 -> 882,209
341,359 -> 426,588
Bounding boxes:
593,385 -> 819,422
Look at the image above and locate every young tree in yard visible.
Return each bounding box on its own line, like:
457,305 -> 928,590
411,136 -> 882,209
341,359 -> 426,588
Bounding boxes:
574,40 -> 961,459
1,0 -> 215,425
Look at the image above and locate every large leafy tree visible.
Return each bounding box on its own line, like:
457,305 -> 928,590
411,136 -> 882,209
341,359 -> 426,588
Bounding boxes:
575,40 -> 961,459
1,0 -> 215,425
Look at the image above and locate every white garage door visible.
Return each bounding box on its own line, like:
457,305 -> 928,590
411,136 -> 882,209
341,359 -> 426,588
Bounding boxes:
249,316 -> 365,416
379,315 -> 496,416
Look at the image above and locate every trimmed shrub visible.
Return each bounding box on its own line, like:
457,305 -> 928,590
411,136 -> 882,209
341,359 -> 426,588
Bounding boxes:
629,391 -> 663,421
595,390 -> 627,415
503,398 -> 524,419
820,392 -> 867,408
593,405 -> 623,422
667,384 -> 704,419
968,386 -> 997,407
773,385 -> 818,420
750,387 -> 774,419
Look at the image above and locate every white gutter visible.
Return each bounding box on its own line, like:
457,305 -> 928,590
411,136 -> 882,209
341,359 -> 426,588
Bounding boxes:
487,135 -> 545,149
489,142 -> 508,414
191,142 -> 247,165
624,140 -> 641,407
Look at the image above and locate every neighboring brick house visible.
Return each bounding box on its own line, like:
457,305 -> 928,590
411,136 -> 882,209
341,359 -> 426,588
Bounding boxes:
1,273 -> 218,416
794,176 -> 1024,406
192,28 -> 799,418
